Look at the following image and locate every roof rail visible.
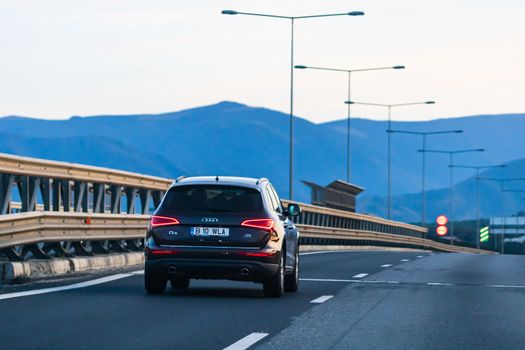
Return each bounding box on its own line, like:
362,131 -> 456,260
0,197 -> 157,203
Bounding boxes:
256,177 -> 269,185
175,175 -> 186,183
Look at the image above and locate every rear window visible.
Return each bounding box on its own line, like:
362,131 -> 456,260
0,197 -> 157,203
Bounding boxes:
161,185 -> 263,213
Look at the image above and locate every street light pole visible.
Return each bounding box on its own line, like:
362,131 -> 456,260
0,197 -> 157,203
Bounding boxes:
290,18 -> 294,200
345,100 -> 435,220
295,65 -> 405,182
501,189 -> 525,254
450,164 -> 507,249
478,178 -> 525,252
390,129 -> 463,225
420,149 -> 485,244
222,10 -> 365,200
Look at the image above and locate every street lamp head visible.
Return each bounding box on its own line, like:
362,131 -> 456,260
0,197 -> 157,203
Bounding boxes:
425,101 -> 436,104
344,101 -> 354,105
348,11 -> 365,16
221,10 -> 238,15
477,149 -> 485,152
454,130 -> 463,133
393,65 -> 405,70
294,65 -> 308,69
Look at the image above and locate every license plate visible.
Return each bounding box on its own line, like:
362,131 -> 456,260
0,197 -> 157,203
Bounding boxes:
190,227 -> 229,237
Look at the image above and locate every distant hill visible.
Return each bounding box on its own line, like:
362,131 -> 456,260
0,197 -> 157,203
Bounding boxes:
359,158 -> 525,222
1,101 -> 524,220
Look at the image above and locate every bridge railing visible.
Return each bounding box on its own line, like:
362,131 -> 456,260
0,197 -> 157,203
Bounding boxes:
0,153 -> 170,215
0,153 -> 495,260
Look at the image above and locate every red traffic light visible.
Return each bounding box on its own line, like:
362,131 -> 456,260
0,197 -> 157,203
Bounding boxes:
436,215 -> 448,226
436,226 -> 448,236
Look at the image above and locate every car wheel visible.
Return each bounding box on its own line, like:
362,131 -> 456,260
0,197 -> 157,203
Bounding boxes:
170,277 -> 190,289
144,268 -> 167,295
284,249 -> 299,292
263,251 -> 284,298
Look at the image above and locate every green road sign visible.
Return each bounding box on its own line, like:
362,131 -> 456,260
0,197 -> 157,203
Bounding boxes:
480,226 -> 490,242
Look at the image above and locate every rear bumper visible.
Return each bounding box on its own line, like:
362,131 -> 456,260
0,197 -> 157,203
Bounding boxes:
145,258 -> 279,282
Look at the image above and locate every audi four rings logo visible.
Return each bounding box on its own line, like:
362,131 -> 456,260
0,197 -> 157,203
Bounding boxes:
202,217 -> 219,223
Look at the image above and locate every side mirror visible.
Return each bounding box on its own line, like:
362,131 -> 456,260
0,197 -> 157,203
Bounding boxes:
286,203 -> 301,217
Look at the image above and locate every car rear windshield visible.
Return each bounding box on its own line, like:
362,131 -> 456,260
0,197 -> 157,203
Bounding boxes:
161,185 -> 263,213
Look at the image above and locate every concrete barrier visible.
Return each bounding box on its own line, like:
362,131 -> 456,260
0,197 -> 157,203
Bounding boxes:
1,252 -> 145,283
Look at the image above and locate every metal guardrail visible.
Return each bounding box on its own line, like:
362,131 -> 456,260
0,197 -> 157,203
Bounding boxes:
0,212 -> 148,261
0,153 -> 170,215
0,210 -> 492,261
0,153 -> 495,260
283,200 -> 425,240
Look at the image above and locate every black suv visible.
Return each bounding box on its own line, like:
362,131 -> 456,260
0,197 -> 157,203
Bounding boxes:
144,176 -> 301,298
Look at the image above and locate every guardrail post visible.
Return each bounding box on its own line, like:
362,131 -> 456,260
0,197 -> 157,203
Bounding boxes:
41,178 -> 51,210
28,177 -> 41,211
93,183 -> 106,213
110,185 -> 122,214
61,180 -> 71,212
74,181 -> 87,212
52,179 -> 61,211
139,189 -> 152,214
152,191 -> 164,210
1,174 -> 15,214
126,188 -> 138,214
17,176 -> 30,212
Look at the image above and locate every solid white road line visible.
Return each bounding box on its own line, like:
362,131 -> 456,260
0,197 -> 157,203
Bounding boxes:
310,295 -> 334,304
223,332 -> 269,350
400,259 -> 410,262
0,273 -> 133,301
130,270 -> 144,275
353,273 -> 369,279
300,278 -> 400,284
380,264 -> 392,268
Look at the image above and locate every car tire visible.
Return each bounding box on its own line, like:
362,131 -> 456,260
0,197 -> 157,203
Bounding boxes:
284,249 -> 299,292
144,268 -> 167,295
263,251 -> 285,298
170,277 -> 190,289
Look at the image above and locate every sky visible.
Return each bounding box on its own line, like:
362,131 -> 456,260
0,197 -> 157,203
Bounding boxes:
0,0 -> 524,123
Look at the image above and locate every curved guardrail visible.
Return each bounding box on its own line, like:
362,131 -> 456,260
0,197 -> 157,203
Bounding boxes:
0,153 -> 495,261
0,153 -> 170,215
0,211 -> 492,261
0,212 -> 148,261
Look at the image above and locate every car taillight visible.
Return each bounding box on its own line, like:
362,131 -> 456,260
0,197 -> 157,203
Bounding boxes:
241,218 -> 274,231
150,215 -> 180,228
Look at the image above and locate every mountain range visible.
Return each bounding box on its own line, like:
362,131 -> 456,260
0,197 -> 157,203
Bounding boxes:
0,101 -> 523,222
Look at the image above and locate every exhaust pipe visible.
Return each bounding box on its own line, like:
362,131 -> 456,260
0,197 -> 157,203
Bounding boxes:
240,268 -> 250,276
167,266 -> 177,274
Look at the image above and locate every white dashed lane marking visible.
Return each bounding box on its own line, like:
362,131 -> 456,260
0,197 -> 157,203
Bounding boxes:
353,273 -> 369,279
310,295 -> 334,304
380,264 -> 392,268
417,256 -> 424,258
400,259 -> 410,262
223,333 -> 269,350
427,282 -> 454,286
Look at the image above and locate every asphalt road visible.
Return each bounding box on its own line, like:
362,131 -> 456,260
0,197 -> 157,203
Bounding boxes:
1,250 -> 524,350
